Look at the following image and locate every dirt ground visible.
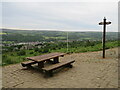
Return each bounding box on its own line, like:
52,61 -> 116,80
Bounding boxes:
2,48 -> 118,88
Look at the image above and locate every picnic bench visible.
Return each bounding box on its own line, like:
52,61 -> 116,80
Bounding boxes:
21,61 -> 36,67
42,59 -> 75,77
21,52 -> 75,77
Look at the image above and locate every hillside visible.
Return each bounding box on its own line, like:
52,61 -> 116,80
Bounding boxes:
2,29 -> 118,42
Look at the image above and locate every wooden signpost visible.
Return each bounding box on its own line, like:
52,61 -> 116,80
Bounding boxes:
99,17 -> 111,58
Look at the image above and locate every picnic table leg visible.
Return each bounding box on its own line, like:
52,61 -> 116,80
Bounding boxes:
66,64 -> 73,68
53,57 -> 59,64
38,61 -> 44,68
46,59 -> 53,64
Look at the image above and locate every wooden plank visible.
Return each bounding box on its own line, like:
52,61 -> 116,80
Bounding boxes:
21,61 -> 36,67
21,61 -> 36,65
42,59 -> 75,71
26,52 -> 66,62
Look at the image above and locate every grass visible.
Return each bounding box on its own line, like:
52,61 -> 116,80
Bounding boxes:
44,36 -> 66,39
0,33 -> 7,35
51,41 -> 118,53
2,40 -> 119,66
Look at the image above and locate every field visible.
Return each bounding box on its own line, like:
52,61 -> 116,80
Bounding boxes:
2,29 -> 118,42
0,33 -> 6,35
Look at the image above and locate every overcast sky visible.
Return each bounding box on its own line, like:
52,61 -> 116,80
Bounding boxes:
1,1 -> 118,32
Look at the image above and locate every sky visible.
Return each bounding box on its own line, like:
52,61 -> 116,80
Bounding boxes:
1,1 -> 118,32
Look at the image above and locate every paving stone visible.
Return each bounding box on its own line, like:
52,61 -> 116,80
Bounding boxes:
2,48 -> 118,88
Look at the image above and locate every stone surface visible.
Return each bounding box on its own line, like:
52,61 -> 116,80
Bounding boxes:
2,48 -> 118,88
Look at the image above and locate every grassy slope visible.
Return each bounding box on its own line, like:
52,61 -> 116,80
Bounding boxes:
2,41 -> 119,66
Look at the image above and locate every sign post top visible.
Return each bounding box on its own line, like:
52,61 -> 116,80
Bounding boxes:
99,17 -> 111,25
104,17 -> 106,20
99,21 -> 111,25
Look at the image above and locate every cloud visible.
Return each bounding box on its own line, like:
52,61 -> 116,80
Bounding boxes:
2,2 -> 118,32
1,0 -> 119,2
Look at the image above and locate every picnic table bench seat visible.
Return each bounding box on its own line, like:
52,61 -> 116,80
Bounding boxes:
42,59 -> 75,77
21,61 -> 36,67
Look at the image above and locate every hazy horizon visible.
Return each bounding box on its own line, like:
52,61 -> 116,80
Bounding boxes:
1,28 -> 118,32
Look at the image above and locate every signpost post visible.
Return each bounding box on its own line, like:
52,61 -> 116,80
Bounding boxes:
99,17 -> 111,58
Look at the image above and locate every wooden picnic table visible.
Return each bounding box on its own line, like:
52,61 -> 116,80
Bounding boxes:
26,52 -> 66,68
21,52 -> 75,77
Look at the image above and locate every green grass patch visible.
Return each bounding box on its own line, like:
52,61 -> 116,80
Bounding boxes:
0,33 -> 6,35
2,40 -> 119,66
44,36 -> 66,39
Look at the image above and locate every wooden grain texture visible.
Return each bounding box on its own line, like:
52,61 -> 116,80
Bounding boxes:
42,59 -> 75,71
26,52 -> 66,62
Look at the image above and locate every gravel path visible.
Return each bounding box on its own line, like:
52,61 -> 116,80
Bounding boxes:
2,48 -> 118,88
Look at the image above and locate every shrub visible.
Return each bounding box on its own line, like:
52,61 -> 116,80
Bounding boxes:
10,53 -> 14,56
38,49 -> 43,53
2,54 -> 7,58
2,57 -> 13,65
34,48 -> 39,52
17,50 -> 26,56
34,53 -> 37,56
42,48 -> 49,53
29,51 -> 34,54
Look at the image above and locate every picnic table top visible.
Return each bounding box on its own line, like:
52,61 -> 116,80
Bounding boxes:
26,52 -> 66,62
